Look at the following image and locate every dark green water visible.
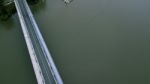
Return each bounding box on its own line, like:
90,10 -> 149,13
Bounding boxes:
1,0 -> 150,84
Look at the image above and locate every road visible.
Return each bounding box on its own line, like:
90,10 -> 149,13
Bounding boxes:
14,0 -> 63,84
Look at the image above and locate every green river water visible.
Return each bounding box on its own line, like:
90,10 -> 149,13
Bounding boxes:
0,0 -> 150,84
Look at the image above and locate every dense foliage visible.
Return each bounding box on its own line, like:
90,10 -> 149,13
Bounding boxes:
0,2 -> 16,21
0,0 -> 4,6
0,0 -> 40,21
27,0 -> 40,5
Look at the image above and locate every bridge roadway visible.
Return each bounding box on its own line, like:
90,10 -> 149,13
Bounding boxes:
14,0 -> 63,84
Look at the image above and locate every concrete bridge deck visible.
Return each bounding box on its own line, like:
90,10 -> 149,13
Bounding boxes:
14,0 -> 63,84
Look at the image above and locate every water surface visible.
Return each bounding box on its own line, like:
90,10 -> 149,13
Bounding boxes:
1,0 -> 150,84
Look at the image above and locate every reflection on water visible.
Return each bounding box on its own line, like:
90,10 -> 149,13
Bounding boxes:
0,0 -> 150,84
0,17 -> 16,30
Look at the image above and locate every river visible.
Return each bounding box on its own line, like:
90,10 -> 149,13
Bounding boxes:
0,0 -> 150,84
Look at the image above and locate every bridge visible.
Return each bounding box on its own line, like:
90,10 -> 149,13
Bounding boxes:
14,0 -> 63,84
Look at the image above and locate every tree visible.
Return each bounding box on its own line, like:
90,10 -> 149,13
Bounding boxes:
0,1 -> 16,21
27,0 -> 39,5
0,0 -> 4,6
